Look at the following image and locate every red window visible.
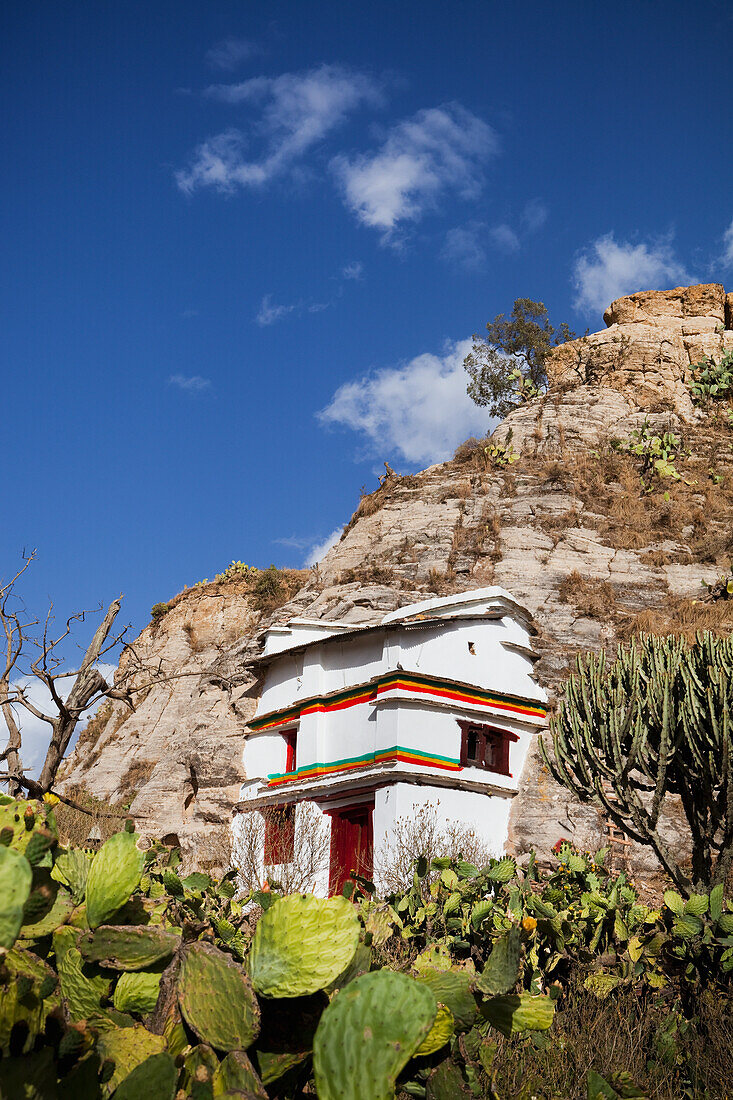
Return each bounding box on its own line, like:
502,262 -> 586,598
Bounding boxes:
458,721 -> 517,776
327,801 -> 374,896
283,730 -> 297,774
263,805 -> 295,864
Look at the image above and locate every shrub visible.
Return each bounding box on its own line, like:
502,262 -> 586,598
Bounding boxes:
150,601 -> 170,623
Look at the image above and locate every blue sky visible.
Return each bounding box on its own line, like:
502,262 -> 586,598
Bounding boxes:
3,0 -> 733,642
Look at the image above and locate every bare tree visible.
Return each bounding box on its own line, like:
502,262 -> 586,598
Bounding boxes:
0,551 -> 187,809
232,802 -> 331,895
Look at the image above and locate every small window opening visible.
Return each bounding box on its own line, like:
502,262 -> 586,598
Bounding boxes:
264,805 -> 295,864
458,721 -> 518,776
468,641 -> 476,655
283,730 -> 297,774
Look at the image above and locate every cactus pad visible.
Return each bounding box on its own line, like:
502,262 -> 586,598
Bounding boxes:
213,1051 -> 268,1098
0,846 -> 32,949
19,883 -> 74,940
415,1002 -> 454,1056
109,1052 -> 177,1100
113,969 -> 162,1014
476,929 -> 522,996
86,830 -> 145,929
480,992 -> 555,1037
80,924 -> 180,970
248,894 -> 359,998
53,847 -> 92,904
0,947 -> 61,1054
414,967 -> 476,1031
179,941 -> 260,1052
96,1024 -> 166,1095
313,969 -> 437,1100
55,927 -> 112,1021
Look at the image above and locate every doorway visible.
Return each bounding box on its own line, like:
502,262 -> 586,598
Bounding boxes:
327,800 -> 374,896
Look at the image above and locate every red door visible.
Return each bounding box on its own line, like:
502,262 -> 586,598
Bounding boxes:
328,802 -> 374,895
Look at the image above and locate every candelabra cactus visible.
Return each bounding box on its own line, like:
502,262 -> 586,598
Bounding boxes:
542,631 -> 733,894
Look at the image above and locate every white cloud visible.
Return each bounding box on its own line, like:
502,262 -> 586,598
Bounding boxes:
341,260 -> 364,280
205,37 -> 260,71
332,104 -> 498,241
489,223 -> 520,254
318,338 -> 492,466
442,224 -> 486,270
520,198 -> 548,233
177,65 -> 382,194
304,528 -> 342,567
256,295 -> 298,326
572,233 -> 691,317
721,217 -> 733,270
1,665 -> 116,781
169,374 -> 211,393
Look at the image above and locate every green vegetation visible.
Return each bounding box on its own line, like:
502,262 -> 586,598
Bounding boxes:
543,631 -> 733,895
150,602 -> 170,623
0,795 -> 730,1098
689,350 -> 733,405
464,298 -> 576,418
610,420 -> 685,487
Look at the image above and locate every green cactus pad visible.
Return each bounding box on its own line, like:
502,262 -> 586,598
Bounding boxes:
0,947 -> 62,1055
414,968 -> 476,1031
80,925 -> 180,970
113,970 -> 162,1014
0,1047 -> 58,1100
480,992 -> 555,1037
19,883 -> 74,940
179,941 -> 260,1052
53,848 -> 92,904
0,846 -> 32,949
426,1057 -> 472,1099
86,830 -> 145,929
415,1003 -> 454,1056
476,929 -> 522,996
97,1024 -> 166,1096
0,799 -> 57,857
109,1052 -> 177,1100
248,894 -> 359,998
213,1051 -> 267,1098
55,926 -> 112,1021
181,1043 -> 218,1100
313,969 -> 437,1100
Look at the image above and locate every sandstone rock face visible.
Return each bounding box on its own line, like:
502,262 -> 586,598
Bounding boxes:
60,284 -> 733,877
548,282 -> 733,421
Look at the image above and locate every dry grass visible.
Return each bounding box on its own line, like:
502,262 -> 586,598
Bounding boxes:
489,985 -> 733,1100
118,757 -> 156,799
558,571 -> 617,618
618,595 -> 733,642
74,702 -> 112,756
54,785 -> 128,847
338,564 -> 397,586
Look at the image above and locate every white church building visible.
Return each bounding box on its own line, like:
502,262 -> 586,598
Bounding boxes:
233,587 -> 547,895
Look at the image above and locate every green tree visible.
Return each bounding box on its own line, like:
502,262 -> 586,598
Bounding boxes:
464,298 -> 576,418
542,632 -> 733,895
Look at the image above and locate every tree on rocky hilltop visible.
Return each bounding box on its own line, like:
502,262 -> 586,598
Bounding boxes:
464,297 -> 576,417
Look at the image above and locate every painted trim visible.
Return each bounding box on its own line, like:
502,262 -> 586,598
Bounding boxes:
267,745 -> 461,788
250,669 -> 546,733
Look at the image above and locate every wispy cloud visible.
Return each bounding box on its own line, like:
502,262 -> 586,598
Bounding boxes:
572,233 -> 691,317
332,104 -> 498,242
176,65 -> 382,194
169,374 -> 212,393
520,198 -> 548,233
205,37 -> 261,71
489,223 -> 520,254
721,217 -> 733,270
318,338 -> 491,466
441,224 -> 486,270
341,260 -> 364,280
255,294 -> 330,326
304,528 -> 342,566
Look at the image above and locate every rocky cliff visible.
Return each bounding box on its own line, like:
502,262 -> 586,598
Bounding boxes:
59,283 -> 733,875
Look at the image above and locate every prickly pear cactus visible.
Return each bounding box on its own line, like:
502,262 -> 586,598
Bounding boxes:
54,926 -> 112,1022
313,969 -> 438,1100
0,947 -> 61,1054
476,928 -> 522,996
213,1051 -> 267,1098
19,883 -> 74,941
113,969 -> 162,1014
79,924 -> 180,970
415,1002 -> 454,1056
85,829 -> 145,929
108,1052 -> 178,1100
0,845 -> 32,949
0,797 -> 57,859
480,992 -> 555,1037
96,1024 -> 167,1095
53,847 -> 92,904
414,967 -> 476,1032
179,941 -> 260,1052
248,894 -> 360,998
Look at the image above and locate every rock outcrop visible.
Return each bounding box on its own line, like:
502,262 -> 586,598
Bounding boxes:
59,283 -> 733,876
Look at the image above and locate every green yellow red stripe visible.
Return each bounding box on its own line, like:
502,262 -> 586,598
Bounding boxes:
249,670 -> 545,733
267,745 -> 461,787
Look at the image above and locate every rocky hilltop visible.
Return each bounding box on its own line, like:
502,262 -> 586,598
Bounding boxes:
59,283 -> 733,875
